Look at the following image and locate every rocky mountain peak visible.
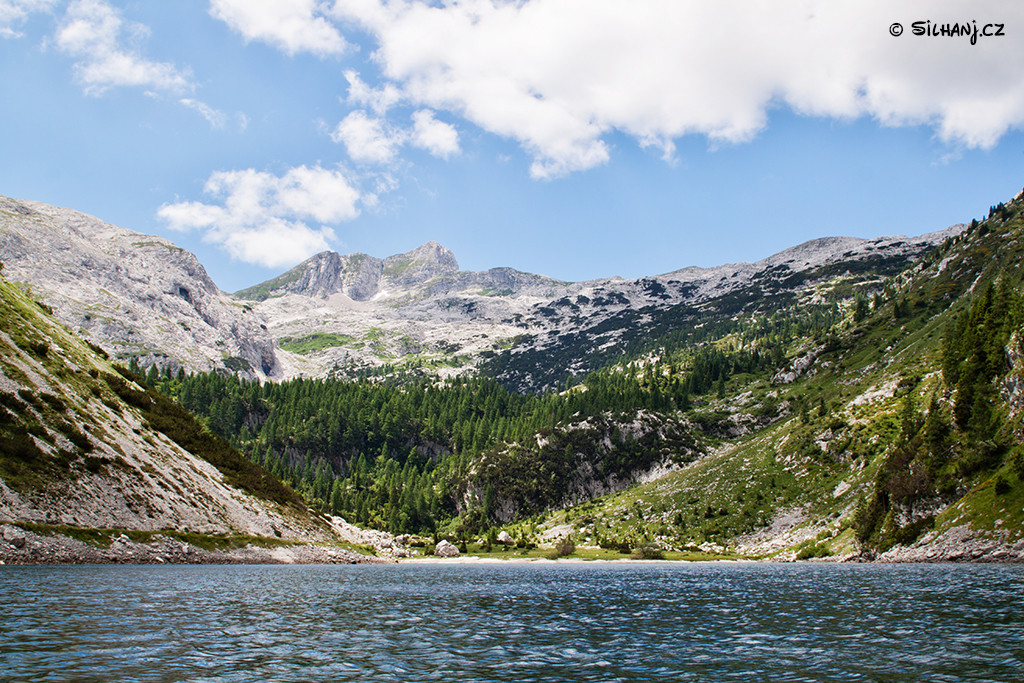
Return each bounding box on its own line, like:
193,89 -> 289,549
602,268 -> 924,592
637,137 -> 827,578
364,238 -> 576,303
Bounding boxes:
238,241 -> 461,301
382,241 -> 459,288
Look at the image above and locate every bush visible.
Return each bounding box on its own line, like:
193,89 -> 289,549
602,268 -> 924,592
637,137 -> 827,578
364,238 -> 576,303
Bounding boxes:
631,544 -> 665,560
795,541 -> 832,560
552,536 -> 575,557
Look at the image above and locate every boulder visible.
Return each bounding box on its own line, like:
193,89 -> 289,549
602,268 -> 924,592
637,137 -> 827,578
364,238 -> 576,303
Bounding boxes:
2,526 -> 26,549
497,531 -> 513,545
434,539 -> 460,557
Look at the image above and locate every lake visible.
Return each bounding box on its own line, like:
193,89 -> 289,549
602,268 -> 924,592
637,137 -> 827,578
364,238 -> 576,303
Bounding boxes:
1,562 -> 1022,681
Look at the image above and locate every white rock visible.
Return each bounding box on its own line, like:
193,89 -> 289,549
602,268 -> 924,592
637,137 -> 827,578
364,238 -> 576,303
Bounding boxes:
434,539 -> 460,557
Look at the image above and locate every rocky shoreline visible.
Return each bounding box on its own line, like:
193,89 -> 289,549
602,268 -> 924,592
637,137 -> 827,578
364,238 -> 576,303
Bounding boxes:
3,522 -> 1023,565
0,524 -> 393,566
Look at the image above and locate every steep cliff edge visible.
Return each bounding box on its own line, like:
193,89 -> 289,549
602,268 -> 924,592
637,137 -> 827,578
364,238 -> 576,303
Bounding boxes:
0,196 -> 278,379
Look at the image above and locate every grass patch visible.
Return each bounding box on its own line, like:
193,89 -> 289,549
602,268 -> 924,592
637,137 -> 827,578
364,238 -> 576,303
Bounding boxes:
234,264 -> 305,300
279,332 -> 358,355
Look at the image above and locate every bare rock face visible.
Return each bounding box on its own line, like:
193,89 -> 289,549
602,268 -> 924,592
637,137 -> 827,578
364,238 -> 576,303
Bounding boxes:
0,194 -> 963,390
0,196 -> 278,378
381,241 -> 459,289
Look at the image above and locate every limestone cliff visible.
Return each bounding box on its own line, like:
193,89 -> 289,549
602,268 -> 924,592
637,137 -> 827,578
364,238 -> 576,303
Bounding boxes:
0,196 -> 278,378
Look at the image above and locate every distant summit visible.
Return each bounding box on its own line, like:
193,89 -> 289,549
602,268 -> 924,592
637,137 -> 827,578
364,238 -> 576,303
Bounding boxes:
236,241 -> 460,301
382,241 -> 459,288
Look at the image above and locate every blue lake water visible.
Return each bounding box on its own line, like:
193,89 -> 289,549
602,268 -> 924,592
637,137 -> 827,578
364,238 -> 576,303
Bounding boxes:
1,562 -> 1022,681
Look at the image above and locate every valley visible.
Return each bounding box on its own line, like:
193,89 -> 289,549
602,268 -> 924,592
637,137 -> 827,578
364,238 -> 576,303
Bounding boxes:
1,189 -> 1023,563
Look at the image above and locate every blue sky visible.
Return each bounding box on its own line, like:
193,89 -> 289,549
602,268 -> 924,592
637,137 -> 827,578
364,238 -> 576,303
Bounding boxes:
2,0 -> 1023,293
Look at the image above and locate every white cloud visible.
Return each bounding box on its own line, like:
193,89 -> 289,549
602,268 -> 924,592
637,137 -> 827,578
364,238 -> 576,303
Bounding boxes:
56,0 -> 191,95
327,0 -> 1024,177
330,105 -> 460,164
210,0 -> 346,57
180,98 -> 228,129
344,69 -> 403,115
158,165 -> 362,268
331,110 -> 403,164
411,109 -> 460,158
0,0 -> 55,38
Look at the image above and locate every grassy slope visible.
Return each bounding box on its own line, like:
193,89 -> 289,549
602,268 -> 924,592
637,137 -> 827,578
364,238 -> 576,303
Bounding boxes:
0,270 -> 338,547
504,193 -> 1024,560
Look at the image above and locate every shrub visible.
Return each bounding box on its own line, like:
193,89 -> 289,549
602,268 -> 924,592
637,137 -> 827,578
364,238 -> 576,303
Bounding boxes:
631,544 -> 665,560
553,536 -> 575,557
795,541 -> 832,560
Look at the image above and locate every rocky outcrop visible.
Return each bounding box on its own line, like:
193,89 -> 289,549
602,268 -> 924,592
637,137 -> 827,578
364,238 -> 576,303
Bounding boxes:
0,195 -> 278,378
872,525 -> 1024,563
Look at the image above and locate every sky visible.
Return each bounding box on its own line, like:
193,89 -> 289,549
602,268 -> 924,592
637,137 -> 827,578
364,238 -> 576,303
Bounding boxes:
1,0 -> 1024,293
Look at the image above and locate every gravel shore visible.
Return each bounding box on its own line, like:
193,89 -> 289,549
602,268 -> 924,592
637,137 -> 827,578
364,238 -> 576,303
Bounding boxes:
0,524 -> 392,565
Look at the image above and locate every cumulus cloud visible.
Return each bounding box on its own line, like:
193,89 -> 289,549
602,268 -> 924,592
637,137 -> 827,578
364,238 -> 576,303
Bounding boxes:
0,0 -> 55,38
56,0 -> 191,95
210,0 -> 346,56
411,109 -> 460,158
322,0 -> 1024,178
157,165 -> 362,268
331,110 -> 404,164
331,107 -> 460,163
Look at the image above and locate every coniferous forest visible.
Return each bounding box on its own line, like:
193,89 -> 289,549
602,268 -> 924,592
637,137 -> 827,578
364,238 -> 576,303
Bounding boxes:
122,194 -> 1024,554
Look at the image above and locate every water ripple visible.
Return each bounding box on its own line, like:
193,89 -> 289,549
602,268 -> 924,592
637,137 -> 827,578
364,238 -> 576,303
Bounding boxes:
1,563 -> 1023,681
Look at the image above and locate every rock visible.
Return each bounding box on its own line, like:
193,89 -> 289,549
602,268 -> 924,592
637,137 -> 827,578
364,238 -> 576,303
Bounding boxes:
434,539 -> 460,557
0,197 -> 279,379
497,531 -> 513,544
2,526 -> 26,549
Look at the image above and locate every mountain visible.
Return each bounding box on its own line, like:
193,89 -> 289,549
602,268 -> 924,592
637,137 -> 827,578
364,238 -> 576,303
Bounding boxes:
244,230 -> 958,389
0,196 -> 278,379
160,187 -> 1024,562
2,187 -> 1023,563
2,192 -> 958,390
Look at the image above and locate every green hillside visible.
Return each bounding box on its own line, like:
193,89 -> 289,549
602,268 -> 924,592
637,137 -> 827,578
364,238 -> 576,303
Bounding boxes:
0,265 -> 337,552
152,188 -> 1024,560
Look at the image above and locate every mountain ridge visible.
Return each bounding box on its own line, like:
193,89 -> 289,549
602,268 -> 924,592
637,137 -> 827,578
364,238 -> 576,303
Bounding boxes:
3,187 -> 1023,564
0,196 -> 278,378
0,193 -> 961,390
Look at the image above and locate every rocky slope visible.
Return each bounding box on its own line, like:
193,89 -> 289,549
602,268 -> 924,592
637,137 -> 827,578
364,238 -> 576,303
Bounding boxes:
0,193 -> 961,390
0,196 -> 277,379
0,268 -> 345,553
